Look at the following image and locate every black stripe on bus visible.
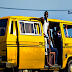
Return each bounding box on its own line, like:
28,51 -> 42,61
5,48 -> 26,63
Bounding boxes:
6,45 -> 45,47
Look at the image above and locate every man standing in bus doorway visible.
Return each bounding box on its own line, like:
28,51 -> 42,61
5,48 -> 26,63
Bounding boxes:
30,11 -> 58,66
30,11 -> 50,54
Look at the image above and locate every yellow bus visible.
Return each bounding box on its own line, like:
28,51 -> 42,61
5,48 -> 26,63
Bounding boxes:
0,16 -> 72,72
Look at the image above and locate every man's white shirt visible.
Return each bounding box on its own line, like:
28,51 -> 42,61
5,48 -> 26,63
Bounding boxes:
43,19 -> 49,37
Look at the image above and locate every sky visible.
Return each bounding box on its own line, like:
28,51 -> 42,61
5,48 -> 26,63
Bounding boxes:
0,0 -> 72,21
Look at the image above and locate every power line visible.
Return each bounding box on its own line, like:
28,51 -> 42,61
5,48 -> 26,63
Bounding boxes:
0,7 -> 71,11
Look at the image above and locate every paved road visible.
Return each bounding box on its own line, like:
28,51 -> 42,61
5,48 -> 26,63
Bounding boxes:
0,69 -> 59,72
22,70 -> 59,72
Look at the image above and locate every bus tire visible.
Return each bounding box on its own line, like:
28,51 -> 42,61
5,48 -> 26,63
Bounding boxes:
32,69 -> 40,72
11,67 -> 18,72
18,70 -> 23,72
59,69 -> 66,72
67,59 -> 72,72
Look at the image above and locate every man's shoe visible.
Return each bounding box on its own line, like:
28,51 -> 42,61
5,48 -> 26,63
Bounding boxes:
55,63 -> 58,66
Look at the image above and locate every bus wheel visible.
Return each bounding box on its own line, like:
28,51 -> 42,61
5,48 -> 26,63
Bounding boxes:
67,59 -> 72,72
59,69 -> 65,72
18,70 -> 23,72
12,67 -> 18,72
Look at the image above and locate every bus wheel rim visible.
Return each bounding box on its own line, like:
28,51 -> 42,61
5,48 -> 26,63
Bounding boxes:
69,64 -> 72,72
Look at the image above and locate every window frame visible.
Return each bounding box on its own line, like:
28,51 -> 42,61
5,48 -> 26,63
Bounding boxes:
9,21 -> 13,34
63,24 -> 72,38
19,21 -> 42,36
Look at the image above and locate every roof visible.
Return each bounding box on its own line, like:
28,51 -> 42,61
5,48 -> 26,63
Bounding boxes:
0,16 -> 72,23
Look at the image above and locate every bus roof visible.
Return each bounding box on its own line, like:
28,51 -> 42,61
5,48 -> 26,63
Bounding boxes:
0,16 -> 72,23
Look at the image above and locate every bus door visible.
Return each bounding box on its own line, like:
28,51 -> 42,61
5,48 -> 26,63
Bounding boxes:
60,23 -> 72,68
17,20 -> 45,69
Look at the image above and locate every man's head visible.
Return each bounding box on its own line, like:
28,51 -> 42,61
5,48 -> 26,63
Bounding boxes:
44,11 -> 48,18
56,27 -> 60,33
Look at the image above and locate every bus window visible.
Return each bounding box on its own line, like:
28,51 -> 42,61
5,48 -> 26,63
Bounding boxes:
20,22 -> 25,33
19,21 -> 42,35
25,23 -> 34,33
0,19 -> 8,36
34,23 -> 41,35
10,21 -> 13,34
63,24 -> 72,38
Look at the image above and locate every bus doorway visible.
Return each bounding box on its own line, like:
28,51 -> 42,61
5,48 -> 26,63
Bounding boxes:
47,22 -> 62,67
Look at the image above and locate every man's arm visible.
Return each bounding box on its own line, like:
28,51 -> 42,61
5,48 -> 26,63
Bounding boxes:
30,18 -> 41,21
30,17 -> 44,21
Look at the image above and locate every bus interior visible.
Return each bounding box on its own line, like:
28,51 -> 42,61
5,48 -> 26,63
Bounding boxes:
49,22 -> 62,66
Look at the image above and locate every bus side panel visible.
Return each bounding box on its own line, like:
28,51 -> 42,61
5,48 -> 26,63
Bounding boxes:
0,37 -> 6,56
7,41 -> 17,66
61,23 -> 72,69
62,44 -> 72,68
18,36 -> 45,69
19,46 -> 45,69
62,47 -> 68,69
